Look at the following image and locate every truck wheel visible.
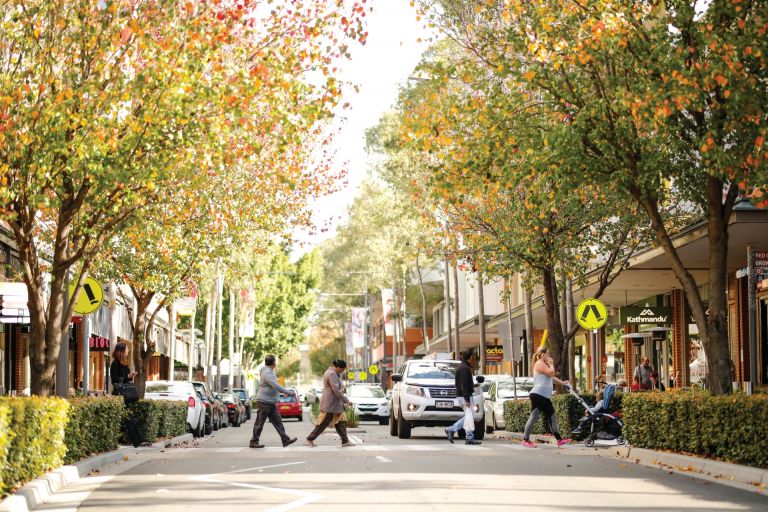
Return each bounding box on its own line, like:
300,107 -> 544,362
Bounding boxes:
397,408 -> 411,439
389,410 -> 398,436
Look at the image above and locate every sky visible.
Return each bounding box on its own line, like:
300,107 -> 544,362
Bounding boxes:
291,0 -> 432,257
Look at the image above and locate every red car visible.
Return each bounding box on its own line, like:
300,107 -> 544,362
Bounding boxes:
277,393 -> 303,421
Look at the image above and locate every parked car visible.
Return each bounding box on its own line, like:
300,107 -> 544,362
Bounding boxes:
144,380 -> 206,437
221,393 -> 245,427
226,388 -> 252,420
483,377 -> 534,433
480,374 -> 513,400
303,387 -> 323,406
390,356 -> 485,440
348,384 -> 389,424
277,393 -> 303,421
192,381 -> 225,434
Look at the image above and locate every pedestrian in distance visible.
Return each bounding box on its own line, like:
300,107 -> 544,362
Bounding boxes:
521,346 -> 572,448
633,356 -> 654,390
306,359 -> 355,447
445,347 -> 482,445
649,371 -> 666,391
110,342 -> 136,395
249,355 -> 298,448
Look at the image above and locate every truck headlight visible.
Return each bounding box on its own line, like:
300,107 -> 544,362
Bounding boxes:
405,385 -> 425,397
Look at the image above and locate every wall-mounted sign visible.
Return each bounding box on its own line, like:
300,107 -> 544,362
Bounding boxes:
486,346 -> 504,363
89,334 -> 110,352
620,306 -> 672,325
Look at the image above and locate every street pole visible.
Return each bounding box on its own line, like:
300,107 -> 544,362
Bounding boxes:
56,275 -> 70,397
228,288 -> 234,391
748,245 -> 757,394
444,258 -> 452,356
168,303 -> 176,381
81,315 -> 89,395
478,271 -> 486,372
216,272 -> 223,391
190,306 -> 196,382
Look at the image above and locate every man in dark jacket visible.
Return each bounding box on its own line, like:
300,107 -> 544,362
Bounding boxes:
445,348 -> 481,445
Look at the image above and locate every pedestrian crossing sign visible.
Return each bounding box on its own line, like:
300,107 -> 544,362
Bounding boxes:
68,277 -> 104,315
576,298 -> 607,330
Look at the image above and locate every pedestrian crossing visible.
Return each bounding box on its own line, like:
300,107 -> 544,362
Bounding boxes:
208,441 -> 540,454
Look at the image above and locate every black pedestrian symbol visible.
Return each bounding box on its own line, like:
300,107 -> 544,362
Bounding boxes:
580,304 -> 603,323
83,284 -> 99,305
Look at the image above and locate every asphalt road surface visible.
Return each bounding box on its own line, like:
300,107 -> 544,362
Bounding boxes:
36,407 -> 767,511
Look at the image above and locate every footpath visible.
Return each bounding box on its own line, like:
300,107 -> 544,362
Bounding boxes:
0,434 -> 194,512
495,431 -> 768,496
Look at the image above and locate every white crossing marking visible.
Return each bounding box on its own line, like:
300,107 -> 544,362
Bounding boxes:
216,447 -> 244,453
375,455 -> 392,463
349,435 -> 364,444
453,444 -> 491,451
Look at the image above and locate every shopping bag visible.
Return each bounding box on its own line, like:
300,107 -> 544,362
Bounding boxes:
463,405 -> 475,432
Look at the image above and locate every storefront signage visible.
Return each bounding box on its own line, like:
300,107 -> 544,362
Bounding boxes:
620,306 -> 672,325
89,334 -> 110,351
486,346 -> 504,363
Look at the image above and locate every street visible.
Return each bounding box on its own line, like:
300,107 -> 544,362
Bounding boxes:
35,407 -> 767,512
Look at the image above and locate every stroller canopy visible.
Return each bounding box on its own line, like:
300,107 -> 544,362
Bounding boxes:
602,384 -> 616,409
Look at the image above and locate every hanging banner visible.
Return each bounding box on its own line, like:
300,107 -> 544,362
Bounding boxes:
344,322 -> 353,356
381,288 -> 395,336
351,307 -> 366,348
238,288 -> 255,338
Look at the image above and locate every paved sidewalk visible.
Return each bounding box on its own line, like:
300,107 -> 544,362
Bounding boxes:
494,430 -> 768,495
0,434 -> 194,512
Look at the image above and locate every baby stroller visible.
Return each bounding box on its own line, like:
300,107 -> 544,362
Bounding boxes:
568,384 -> 626,447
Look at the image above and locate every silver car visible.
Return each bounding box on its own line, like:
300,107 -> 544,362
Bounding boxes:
483,377 -> 534,433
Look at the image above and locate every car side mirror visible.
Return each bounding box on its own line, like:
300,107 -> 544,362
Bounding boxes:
475,376 -> 485,383
391,374 -> 403,382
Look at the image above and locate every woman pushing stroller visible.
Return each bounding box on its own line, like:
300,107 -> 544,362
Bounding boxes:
521,346 -> 572,448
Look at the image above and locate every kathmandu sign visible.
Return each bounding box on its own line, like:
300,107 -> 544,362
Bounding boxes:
620,306 -> 672,325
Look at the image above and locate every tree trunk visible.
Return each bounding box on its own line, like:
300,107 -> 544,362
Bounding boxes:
523,281 -> 534,376
477,271 -> 487,370
415,256 -> 430,353
453,262 -> 461,357
131,292 -> 154,399
633,178 -> 736,394
542,268 -> 565,376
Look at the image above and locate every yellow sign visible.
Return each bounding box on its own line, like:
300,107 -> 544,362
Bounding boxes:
68,277 -> 104,315
347,371 -> 355,380
358,371 -> 367,381
368,365 -> 379,375
576,298 -> 607,330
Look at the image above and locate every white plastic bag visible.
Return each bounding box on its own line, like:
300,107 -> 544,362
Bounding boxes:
463,404 -> 475,432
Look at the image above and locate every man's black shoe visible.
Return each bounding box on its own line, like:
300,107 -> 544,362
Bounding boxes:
249,443 -> 265,448
444,428 -> 454,444
282,437 -> 297,447
465,439 -> 482,445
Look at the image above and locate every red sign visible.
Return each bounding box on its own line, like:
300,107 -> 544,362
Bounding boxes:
486,346 -> 504,363
89,335 -> 110,352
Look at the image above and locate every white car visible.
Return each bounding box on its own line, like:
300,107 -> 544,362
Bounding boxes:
480,374 -> 513,400
144,380 -> 206,438
390,357 -> 485,440
483,377 -> 534,433
348,384 -> 389,425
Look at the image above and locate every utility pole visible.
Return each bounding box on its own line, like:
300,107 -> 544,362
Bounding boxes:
228,288 -> 235,391
216,264 -> 223,391
444,258 -> 452,355
477,271 -> 486,371
453,262 -> 460,357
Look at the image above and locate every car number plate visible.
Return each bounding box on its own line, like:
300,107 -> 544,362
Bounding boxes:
435,401 -> 454,409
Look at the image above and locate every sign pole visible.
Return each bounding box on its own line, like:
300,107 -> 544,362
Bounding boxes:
748,245 -> 757,394
56,274 -> 70,398
82,315 -> 89,395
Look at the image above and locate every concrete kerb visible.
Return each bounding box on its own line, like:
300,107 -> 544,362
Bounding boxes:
0,433 -> 195,512
494,430 -> 768,495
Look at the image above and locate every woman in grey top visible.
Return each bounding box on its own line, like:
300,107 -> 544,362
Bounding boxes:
522,346 -> 571,448
306,360 -> 354,447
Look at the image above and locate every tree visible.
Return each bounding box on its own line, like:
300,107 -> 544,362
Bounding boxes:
0,0 -> 368,395
415,0 -> 768,393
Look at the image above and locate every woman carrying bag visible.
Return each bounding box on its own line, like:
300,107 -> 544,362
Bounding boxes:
110,342 -> 138,404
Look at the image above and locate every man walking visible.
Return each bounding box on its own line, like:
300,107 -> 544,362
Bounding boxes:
445,348 -> 482,445
306,359 -> 355,447
249,355 -> 297,448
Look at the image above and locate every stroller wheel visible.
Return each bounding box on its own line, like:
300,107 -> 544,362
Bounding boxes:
584,437 -> 595,447
616,436 -> 626,445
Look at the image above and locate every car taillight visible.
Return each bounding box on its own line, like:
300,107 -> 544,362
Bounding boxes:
188,397 -> 195,407
227,403 -> 235,409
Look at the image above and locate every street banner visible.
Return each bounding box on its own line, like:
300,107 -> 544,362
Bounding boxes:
351,307 -> 366,348
344,322 -> 353,356
238,288 -> 255,338
381,288 -> 395,336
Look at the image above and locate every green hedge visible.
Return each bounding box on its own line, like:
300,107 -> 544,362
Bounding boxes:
123,400 -> 187,444
64,397 -> 126,464
0,397 -> 69,497
622,390 -> 768,468
504,391 -> 623,436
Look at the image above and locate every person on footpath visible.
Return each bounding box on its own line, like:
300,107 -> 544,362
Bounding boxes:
306,359 -> 355,447
110,342 -> 136,394
633,356 -> 654,390
249,355 -> 298,448
521,346 -> 571,448
445,348 -> 482,445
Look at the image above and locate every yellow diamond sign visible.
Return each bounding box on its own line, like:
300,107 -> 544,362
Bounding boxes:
576,298 -> 607,330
